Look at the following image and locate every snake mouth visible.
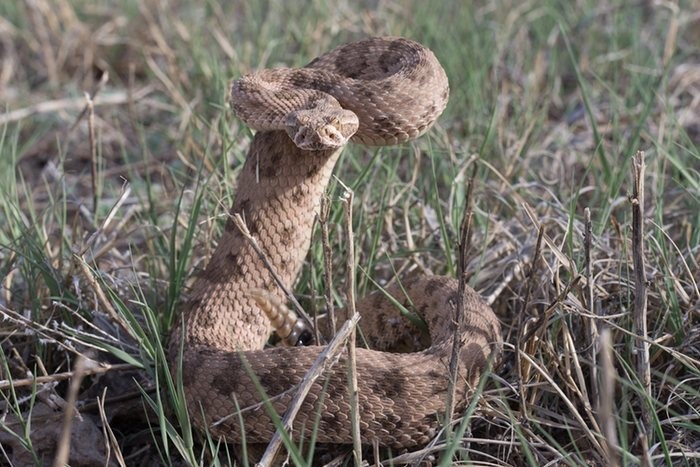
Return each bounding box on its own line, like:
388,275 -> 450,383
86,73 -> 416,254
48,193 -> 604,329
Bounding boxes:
288,124 -> 348,151
284,106 -> 359,151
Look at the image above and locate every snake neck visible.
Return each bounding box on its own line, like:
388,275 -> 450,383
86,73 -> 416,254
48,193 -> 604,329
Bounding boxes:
171,131 -> 342,354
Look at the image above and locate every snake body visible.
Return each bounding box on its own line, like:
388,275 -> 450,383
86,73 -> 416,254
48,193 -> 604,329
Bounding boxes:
168,37 -> 501,447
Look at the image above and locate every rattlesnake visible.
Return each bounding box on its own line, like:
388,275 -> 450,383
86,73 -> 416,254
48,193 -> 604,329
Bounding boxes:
168,36 -> 501,448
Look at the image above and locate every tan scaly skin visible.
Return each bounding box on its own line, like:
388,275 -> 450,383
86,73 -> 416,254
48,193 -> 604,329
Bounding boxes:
168,36 -> 501,448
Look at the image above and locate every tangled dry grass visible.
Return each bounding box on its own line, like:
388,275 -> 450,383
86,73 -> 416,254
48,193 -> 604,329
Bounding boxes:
1,0 -> 699,465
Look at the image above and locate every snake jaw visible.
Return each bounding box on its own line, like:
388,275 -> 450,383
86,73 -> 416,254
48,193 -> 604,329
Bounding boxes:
288,124 -> 343,151
285,107 -> 359,151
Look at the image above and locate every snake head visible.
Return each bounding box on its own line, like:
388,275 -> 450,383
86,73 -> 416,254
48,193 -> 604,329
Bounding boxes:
284,104 -> 359,151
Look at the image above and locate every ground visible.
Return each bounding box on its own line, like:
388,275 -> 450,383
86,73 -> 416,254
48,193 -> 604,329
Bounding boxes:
0,0 -> 699,466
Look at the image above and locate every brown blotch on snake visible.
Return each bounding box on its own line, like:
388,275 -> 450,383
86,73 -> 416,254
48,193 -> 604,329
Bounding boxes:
168,36 -> 501,448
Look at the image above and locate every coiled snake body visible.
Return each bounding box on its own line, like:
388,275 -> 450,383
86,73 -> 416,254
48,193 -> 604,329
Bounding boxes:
168,37 -> 501,447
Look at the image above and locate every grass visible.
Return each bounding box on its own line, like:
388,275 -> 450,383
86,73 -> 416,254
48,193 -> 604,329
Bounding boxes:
1,0 -> 699,465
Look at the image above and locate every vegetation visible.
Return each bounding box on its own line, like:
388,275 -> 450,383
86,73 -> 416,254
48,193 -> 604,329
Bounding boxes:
1,0 -> 698,465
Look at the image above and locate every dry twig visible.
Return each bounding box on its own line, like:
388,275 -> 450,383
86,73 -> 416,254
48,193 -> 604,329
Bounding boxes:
86,93 -> 98,217
52,356 -> 88,467
631,150 -> 651,459
584,207 -> 599,403
232,213 -> 314,331
257,313 -> 360,467
339,183 -> 362,467
598,328 -> 620,467
0,87 -> 152,125
445,164 -> 478,437
0,362 -> 134,391
319,196 -> 337,334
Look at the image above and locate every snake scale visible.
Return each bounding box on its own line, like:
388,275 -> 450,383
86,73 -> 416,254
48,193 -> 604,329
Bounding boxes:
168,36 -> 501,448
